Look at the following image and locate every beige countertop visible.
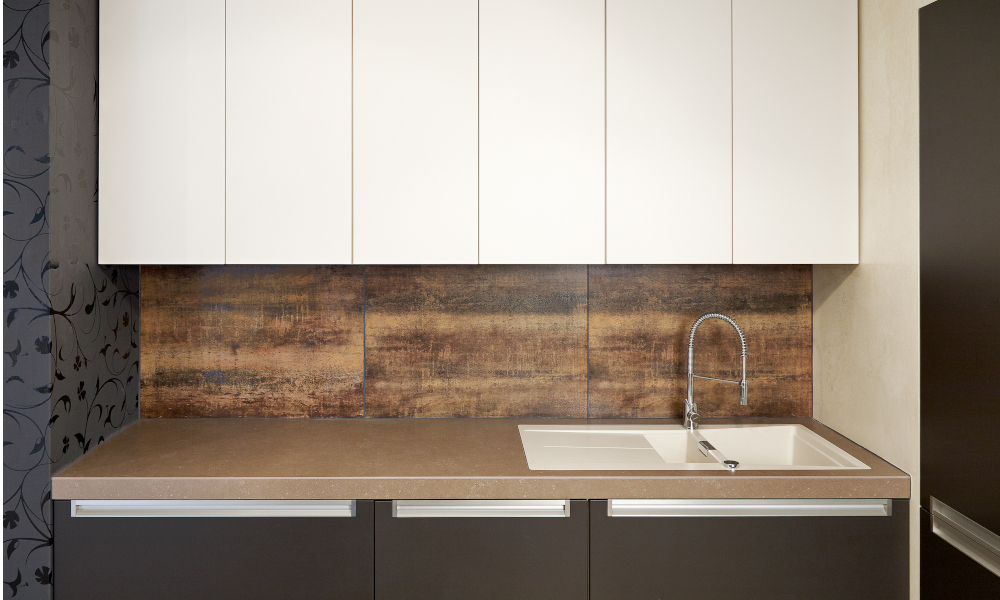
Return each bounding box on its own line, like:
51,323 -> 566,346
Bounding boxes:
52,418 -> 909,500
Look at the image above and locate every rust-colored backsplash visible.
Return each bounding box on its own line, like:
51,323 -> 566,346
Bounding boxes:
140,265 -> 811,419
588,265 -> 811,419
140,266 -> 364,418
365,265 -> 588,418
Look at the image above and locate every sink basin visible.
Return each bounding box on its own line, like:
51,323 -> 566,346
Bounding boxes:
518,424 -> 870,471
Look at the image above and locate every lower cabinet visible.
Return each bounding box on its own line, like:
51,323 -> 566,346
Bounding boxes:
590,499 -> 910,600
53,500 -> 374,600
374,500 -> 589,600
54,498 -> 909,599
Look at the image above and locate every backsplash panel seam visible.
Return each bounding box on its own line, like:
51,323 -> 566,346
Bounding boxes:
362,265 -> 367,418
586,263 -> 592,418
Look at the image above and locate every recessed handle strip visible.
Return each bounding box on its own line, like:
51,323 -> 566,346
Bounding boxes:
930,497 -> 1000,577
71,500 -> 356,518
608,498 -> 891,517
392,500 -> 570,518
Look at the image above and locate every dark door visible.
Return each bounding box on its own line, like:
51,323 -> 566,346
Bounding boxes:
920,0 -> 1000,593
54,499 -> 374,600
589,499 -> 908,600
374,500 -> 588,600
920,0 -> 1000,530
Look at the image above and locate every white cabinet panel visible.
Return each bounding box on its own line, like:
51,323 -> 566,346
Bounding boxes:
479,0 -> 605,264
607,0 -> 733,264
225,0 -> 352,264
353,0 -> 478,264
98,0 -> 225,264
733,0 -> 859,264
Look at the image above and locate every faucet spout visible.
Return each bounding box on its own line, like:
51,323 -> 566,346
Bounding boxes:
684,313 -> 748,430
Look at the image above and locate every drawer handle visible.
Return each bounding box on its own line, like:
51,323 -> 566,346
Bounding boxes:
930,497 -> 1000,577
392,500 -> 570,518
608,499 -> 891,518
71,500 -> 356,518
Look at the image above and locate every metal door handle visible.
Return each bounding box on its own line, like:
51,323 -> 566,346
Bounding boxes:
392,500 -> 570,518
607,498 -> 891,517
71,499 -> 356,518
930,497 -> 1000,577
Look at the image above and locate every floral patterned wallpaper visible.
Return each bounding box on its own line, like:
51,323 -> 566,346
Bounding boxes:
4,1 -> 140,597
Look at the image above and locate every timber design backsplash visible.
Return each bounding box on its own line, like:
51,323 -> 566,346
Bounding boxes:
365,265 -> 588,418
141,265 -> 811,419
141,266 -> 363,418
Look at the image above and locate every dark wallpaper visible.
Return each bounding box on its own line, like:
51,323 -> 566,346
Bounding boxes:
4,1 -> 140,597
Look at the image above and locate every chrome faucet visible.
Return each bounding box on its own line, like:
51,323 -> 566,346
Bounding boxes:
684,313 -> 748,430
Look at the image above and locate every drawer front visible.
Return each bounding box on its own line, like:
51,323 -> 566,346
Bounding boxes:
590,499 -> 908,600
375,499 -> 588,600
54,499 -> 374,600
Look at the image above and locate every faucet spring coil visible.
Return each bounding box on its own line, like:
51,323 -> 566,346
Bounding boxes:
688,313 -> 747,356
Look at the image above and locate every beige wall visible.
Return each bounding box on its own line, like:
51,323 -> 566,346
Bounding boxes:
813,1 -> 933,598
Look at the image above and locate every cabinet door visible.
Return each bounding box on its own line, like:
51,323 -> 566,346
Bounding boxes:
353,0 -> 479,264
479,0 -> 605,264
920,508 -> 1000,599
53,500 -> 374,600
225,0 -> 352,264
590,499 -> 908,600
98,0 -> 225,264
919,0 -> 1000,535
607,0 -> 732,264
375,500 -> 588,599
732,0 -> 858,264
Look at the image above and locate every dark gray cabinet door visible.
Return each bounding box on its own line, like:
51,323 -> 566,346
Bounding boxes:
374,500 -> 588,600
53,500 -> 374,600
919,0 -> 1000,533
920,508 -> 1000,599
589,499 -> 909,600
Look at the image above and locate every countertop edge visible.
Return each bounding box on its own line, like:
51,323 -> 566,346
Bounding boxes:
52,475 -> 910,501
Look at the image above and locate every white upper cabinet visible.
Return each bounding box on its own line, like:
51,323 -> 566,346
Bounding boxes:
98,0 -> 859,266
732,0 -> 859,264
607,0 -> 733,264
353,0 -> 478,264
479,0 -> 606,264
225,0 -> 353,264
98,0 -> 226,264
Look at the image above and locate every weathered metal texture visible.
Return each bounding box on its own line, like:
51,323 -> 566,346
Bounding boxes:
140,266 -> 364,418
588,265 -> 812,418
364,265 -> 589,418
139,264 -> 810,419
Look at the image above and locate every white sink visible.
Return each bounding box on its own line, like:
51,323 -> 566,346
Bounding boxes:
518,424 -> 870,471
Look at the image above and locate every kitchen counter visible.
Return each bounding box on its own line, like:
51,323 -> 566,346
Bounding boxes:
51,418 -> 909,500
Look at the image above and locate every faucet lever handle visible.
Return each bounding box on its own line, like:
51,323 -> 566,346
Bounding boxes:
684,400 -> 701,430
